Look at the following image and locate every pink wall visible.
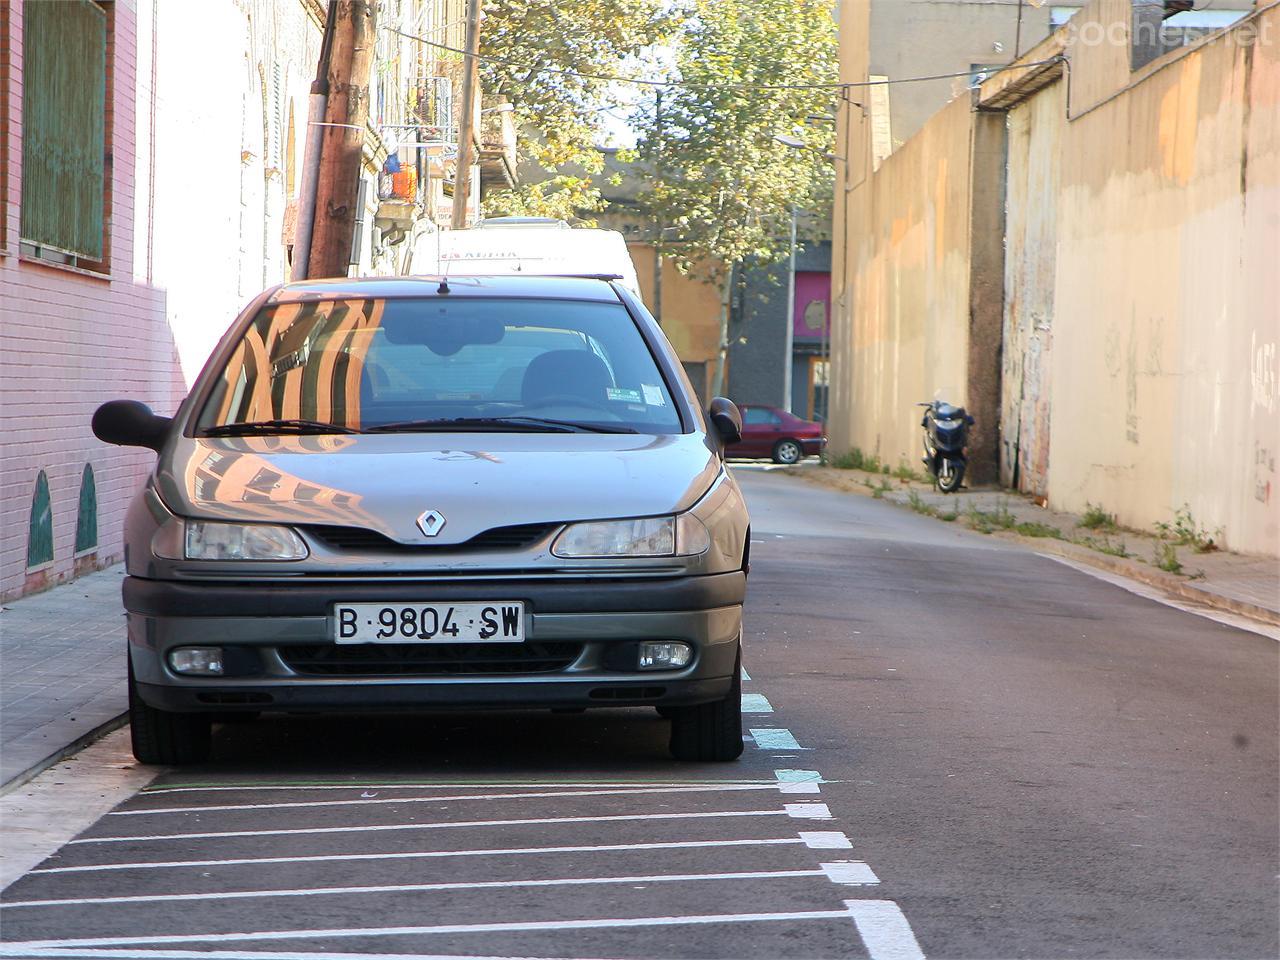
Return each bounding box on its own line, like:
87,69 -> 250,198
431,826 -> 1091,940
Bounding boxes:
0,0 -> 184,600
793,270 -> 831,340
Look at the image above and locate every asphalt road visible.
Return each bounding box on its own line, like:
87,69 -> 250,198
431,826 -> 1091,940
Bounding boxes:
1,467 -> 1276,959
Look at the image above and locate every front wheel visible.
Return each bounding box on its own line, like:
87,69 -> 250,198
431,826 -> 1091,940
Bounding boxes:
128,655 -> 212,765
669,646 -> 743,762
772,439 -> 803,465
937,458 -> 965,493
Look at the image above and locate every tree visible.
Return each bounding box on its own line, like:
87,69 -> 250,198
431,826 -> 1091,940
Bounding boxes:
479,0 -> 670,221
633,0 -> 837,396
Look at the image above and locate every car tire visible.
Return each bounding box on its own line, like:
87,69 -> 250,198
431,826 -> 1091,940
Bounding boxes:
128,655 -> 212,765
669,644 -> 743,762
772,439 -> 802,465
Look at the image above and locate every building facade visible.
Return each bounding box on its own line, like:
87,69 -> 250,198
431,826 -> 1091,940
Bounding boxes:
1,0 -> 490,601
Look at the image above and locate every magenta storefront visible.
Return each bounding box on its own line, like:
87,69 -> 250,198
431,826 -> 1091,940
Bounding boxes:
792,271 -> 831,420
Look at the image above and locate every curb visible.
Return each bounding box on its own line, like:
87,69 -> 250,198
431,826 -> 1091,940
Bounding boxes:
784,467 -> 1280,629
0,712 -> 129,798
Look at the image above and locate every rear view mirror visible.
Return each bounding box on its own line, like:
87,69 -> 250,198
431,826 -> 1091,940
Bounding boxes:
92,400 -> 172,452
708,397 -> 742,445
382,314 -> 505,355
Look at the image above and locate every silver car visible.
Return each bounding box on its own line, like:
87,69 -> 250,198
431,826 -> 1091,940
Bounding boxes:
93,276 -> 749,764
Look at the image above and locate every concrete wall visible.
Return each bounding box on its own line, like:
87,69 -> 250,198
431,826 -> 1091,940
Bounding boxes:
1044,1 -> 1280,556
828,94 -> 983,474
832,0 -> 1280,556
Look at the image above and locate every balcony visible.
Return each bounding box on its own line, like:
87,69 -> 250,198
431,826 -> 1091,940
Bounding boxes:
477,99 -> 517,189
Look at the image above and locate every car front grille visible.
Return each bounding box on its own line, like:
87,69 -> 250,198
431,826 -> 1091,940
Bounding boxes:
280,642 -> 583,676
302,523 -> 557,553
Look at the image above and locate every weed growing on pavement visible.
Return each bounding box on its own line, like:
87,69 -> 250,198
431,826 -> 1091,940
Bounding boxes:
831,448 -> 885,473
1013,521 -> 1064,539
1079,535 -> 1129,557
1079,503 -> 1118,532
1153,540 -> 1183,574
1154,506 -> 1220,553
937,506 -> 960,521
869,478 -> 893,498
907,490 -> 935,515
963,499 -> 1017,534
893,461 -> 924,483
966,502 -> 994,534
830,450 -> 860,470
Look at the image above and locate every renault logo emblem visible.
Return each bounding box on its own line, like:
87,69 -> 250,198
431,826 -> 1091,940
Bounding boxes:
417,509 -> 446,537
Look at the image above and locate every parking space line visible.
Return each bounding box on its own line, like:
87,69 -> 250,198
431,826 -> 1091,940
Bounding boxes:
740,694 -> 774,713
112,783 -> 781,817
845,900 -> 926,960
0,950 -> 568,960
0,907 -> 859,950
799,831 -> 853,849
774,769 -> 823,794
1,867 -> 828,910
820,861 -> 880,885
741,666 -> 751,680
750,727 -> 805,750
783,803 -> 832,820
69,807 -> 798,845
38,837 -> 808,874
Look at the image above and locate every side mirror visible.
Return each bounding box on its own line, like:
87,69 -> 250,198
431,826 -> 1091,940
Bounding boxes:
92,400 -> 172,452
708,397 -> 742,446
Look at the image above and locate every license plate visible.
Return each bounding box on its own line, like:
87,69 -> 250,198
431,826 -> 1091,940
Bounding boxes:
332,602 -> 526,644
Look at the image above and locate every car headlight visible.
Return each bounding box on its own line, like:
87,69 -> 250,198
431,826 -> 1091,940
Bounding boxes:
184,521 -> 308,561
551,514 -> 710,559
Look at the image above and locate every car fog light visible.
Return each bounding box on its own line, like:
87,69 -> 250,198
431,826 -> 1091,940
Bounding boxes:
169,647 -> 224,676
638,641 -> 692,670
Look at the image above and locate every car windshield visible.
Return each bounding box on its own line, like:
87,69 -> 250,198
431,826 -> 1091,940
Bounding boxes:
195,296 -> 684,435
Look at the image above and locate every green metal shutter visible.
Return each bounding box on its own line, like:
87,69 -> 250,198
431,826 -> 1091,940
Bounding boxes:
75,463 -> 98,553
27,471 -> 54,569
20,0 -> 106,259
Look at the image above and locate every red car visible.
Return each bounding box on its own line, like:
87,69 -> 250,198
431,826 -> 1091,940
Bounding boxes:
732,404 -> 827,464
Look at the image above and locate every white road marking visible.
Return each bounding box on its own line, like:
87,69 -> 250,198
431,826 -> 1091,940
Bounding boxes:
784,803 -> 833,820
38,837 -> 806,874
741,666 -> 752,680
799,831 -> 853,849
68,807 -> 795,845
0,908 -> 858,950
774,769 -> 823,794
140,779 -> 771,795
112,783 -> 780,817
740,693 -> 774,713
845,899 -> 927,960
750,727 -> 805,750
0,867 -> 828,910
821,861 -> 880,885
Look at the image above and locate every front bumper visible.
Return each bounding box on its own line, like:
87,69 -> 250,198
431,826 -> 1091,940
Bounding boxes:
126,573 -> 745,713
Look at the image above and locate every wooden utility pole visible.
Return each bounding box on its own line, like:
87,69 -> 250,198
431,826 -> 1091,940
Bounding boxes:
451,0 -> 482,229
307,0 -> 377,279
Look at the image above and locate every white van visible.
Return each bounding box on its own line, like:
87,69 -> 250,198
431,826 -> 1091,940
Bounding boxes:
400,217 -> 641,295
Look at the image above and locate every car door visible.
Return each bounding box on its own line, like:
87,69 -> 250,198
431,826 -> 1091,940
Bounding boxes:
738,405 -> 774,457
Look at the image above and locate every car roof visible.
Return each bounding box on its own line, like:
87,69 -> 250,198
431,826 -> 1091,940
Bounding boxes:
269,274 -> 624,305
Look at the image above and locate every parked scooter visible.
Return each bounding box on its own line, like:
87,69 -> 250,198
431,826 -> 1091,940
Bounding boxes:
917,400 -> 974,493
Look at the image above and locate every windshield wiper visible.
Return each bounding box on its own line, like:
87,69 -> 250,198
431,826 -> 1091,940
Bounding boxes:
366,416 -> 637,435
201,419 -> 362,437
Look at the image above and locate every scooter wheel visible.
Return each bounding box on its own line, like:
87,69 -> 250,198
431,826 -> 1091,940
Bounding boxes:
937,461 -> 965,493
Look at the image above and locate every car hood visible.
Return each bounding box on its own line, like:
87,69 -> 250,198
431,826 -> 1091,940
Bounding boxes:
155,432 -> 722,544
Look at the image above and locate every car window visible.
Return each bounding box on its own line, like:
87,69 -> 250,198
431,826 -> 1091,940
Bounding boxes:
196,297 -> 684,434
743,407 -> 779,426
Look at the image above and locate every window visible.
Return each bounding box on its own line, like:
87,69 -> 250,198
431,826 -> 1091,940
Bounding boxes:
743,407 -> 781,426
75,464 -> 98,555
27,471 -> 53,570
20,0 -> 110,267
200,297 -> 685,434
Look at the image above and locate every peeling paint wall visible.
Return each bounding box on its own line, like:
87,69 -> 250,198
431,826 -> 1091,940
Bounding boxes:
1000,83 -> 1064,497
1049,3 -> 1280,556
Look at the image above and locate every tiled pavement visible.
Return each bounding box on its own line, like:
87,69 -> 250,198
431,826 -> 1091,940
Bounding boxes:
0,566 -> 127,790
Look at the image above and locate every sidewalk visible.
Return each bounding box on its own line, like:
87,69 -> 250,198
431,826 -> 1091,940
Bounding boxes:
0,566 -> 128,791
787,465 -> 1280,627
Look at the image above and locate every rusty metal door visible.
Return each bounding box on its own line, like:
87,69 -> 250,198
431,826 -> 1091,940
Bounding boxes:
999,83 -> 1064,497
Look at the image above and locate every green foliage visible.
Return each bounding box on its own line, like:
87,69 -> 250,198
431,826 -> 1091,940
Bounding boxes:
893,462 -> 923,483
907,490 -> 936,516
1153,540 -> 1183,574
965,499 -> 1016,534
479,0 -> 672,219
1013,521 -> 1063,539
830,448 -> 882,473
1078,503 -> 1117,532
868,478 -> 892,499
936,507 -> 960,522
1154,505 -> 1219,553
633,0 -> 838,276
